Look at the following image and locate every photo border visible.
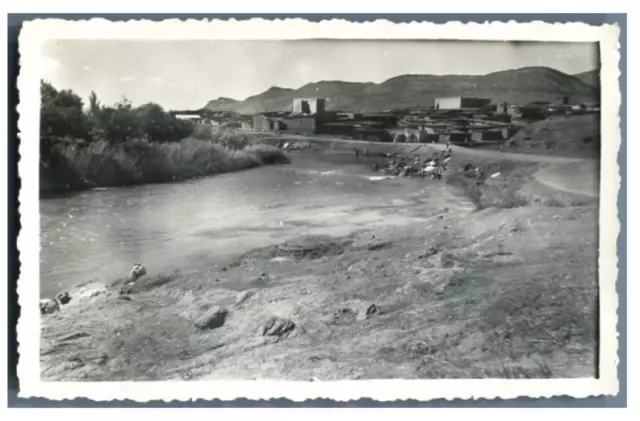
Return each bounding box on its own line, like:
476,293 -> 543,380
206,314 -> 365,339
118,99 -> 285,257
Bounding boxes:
7,13 -> 628,407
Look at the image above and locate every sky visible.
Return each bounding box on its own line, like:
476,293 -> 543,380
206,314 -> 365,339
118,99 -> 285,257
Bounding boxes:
41,39 -> 599,110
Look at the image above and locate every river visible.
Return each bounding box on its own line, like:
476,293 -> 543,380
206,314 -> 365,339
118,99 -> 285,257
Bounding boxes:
40,152 -> 469,297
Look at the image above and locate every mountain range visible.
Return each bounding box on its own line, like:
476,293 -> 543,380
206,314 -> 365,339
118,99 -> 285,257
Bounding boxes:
204,66 -> 600,114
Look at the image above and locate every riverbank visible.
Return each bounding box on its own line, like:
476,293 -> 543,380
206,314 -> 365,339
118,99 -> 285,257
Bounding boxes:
40,138 -> 291,196
39,152 -> 599,380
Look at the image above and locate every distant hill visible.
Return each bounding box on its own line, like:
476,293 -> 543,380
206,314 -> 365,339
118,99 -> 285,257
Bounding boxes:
573,69 -> 600,90
204,66 -> 599,114
203,96 -> 240,111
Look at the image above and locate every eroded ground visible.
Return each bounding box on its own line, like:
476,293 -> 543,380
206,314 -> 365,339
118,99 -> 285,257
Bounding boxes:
40,159 -> 599,381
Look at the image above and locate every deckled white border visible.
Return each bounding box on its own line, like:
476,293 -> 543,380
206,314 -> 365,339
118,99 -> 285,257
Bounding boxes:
16,18 -> 621,402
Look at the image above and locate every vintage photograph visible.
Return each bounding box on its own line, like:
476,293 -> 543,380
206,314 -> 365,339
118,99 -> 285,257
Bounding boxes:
17,19 -> 620,401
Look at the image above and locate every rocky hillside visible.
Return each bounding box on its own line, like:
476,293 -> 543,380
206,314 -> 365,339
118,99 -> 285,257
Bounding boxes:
204,66 -> 599,114
573,69 -> 600,90
203,96 -> 240,111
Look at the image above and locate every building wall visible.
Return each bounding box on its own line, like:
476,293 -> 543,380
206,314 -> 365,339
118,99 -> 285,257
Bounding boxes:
434,97 -> 462,110
281,116 -> 317,134
253,114 -> 319,134
252,115 -> 271,131
460,97 -> 492,109
293,98 -> 326,115
435,97 -> 492,110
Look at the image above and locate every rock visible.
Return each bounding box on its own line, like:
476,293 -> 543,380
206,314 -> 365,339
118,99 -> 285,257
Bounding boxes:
120,273 -> 178,295
356,303 -> 380,321
367,240 -> 392,251
194,306 -> 228,330
235,290 -> 255,306
56,291 -> 71,305
78,287 -> 107,299
438,252 -> 456,268
261,316 -> 296,338
40,299 -> 60,314
332,307 -> 357,324
127,262 -> 147,283
418,245 -> 440,259
58,331 -> 91,342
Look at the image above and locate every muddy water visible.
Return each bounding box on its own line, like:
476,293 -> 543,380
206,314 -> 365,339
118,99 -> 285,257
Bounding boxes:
40,152 -> 470,297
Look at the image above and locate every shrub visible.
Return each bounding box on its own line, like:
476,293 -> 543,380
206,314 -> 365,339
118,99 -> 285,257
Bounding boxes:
39,82 -> 289,194
40,138 -> 290,195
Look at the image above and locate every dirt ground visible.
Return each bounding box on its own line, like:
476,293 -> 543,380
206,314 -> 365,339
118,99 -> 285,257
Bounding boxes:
40,151 -> 599,381
477,114 -> 600,159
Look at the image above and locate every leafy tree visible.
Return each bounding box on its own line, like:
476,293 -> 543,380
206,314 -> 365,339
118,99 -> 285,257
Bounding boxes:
40,81 -> 88,139
95,98 -> 143,144
136,102 -> 193,143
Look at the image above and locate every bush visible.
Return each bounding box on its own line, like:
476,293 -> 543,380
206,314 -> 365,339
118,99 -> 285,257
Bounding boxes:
38,82 -> 291,194
40,138 -> 290,195
191,126 -> 253,150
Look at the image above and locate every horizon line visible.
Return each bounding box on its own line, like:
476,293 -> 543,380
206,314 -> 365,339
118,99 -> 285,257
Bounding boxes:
206,64 -> 599,103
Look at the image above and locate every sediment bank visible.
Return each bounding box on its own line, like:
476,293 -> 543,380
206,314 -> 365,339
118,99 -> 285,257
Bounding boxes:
39,153 -> 599,381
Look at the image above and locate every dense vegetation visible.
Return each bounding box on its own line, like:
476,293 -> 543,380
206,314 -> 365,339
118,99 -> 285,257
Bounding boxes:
39,81 -> 288,195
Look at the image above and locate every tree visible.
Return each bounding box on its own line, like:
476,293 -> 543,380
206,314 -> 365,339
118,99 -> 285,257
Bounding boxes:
96,98 -> 143,144
40,81 -> 88,139
136,102 -> 193,143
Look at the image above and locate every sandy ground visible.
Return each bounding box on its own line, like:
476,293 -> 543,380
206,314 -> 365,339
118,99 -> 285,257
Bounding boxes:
39,144 -> 600,381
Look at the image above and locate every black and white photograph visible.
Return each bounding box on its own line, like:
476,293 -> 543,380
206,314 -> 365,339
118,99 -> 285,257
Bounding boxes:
16,18 -> 620,402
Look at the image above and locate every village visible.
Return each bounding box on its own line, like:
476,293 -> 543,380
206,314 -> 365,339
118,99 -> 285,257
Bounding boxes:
171,95 -> 600,146
169,95 -> 600,181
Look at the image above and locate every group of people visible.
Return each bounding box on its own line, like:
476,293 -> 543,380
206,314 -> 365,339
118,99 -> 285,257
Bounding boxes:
373,143 -> 454,179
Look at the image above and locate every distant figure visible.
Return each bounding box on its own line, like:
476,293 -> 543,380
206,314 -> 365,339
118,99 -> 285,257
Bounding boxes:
354,148 -> 361,160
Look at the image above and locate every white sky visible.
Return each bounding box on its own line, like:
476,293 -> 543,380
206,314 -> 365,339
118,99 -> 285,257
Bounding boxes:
41,39 -> 599,110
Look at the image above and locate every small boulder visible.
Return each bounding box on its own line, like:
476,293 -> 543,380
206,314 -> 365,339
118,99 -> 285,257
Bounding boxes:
235,290 -> 255,306
40,298 -> 60,315
356,303 -> 380,321
194,306 -> 228,330
261,316 -> 296,339
438,252 -> 457,268
367,240 -> 391,251
56,291 -> 71,305
332,307 -> 357,324
418,245 -> 440,259
127,262 -> 147,283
